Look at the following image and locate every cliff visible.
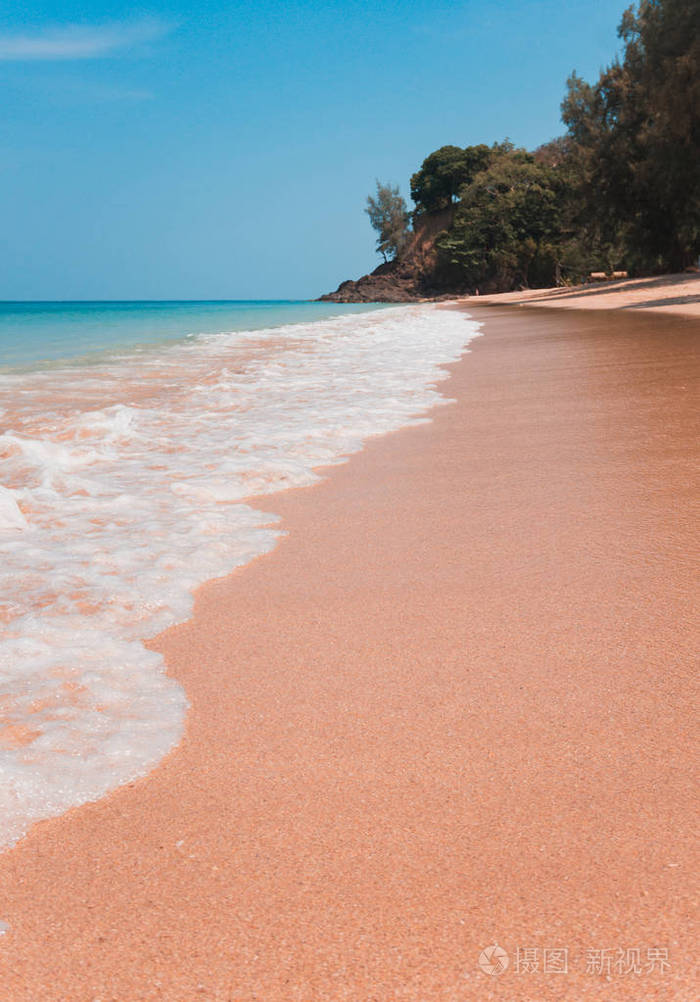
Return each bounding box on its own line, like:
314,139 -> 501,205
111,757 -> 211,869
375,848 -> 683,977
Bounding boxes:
318,206 -> 456,303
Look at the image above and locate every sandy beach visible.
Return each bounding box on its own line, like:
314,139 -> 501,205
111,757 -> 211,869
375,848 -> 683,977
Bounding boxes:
0,298 -> 697,1000
463,271 -> 700,318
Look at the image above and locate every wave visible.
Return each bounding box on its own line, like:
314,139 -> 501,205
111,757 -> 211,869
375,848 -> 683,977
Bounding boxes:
0,304 -> 479,849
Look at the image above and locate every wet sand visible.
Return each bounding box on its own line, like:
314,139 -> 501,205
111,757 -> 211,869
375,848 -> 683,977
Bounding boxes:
0,305 -> 698,1000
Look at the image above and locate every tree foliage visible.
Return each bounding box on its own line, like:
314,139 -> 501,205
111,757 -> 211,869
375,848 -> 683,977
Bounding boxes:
364,1 -> 698,289
436,151 -> 564,288
410,142 -> 516,213
561,0 -> 700,271
365,181 -> 410,262
410,145 -> 490,212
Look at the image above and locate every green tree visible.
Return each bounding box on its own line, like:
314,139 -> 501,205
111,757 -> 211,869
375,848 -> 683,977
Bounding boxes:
359,1 -> 698,295
562,0 -> 700,271
436,154 -> 563,289
365,181 -> 410,262
410,144 -> 495,212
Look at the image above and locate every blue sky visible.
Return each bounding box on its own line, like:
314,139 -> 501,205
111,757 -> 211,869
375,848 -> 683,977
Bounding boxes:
1,1 -> 625,300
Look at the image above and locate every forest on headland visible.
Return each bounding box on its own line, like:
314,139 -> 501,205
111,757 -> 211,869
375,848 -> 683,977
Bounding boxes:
322,0 -> 699,300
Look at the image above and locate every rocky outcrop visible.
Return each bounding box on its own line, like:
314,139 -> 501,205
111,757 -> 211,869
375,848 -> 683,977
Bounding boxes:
319,206 -> 458,303
319,260 -> 427,303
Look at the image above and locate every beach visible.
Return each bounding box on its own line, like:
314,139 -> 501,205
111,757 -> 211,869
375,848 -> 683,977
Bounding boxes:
0,297 -> 697,1000
464,271 -> 700,317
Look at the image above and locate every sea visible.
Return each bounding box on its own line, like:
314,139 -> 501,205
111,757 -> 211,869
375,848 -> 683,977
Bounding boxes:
0,299 -> 480,849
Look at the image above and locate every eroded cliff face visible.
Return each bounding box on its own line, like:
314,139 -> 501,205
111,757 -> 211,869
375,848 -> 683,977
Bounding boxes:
319,206 -> 458,302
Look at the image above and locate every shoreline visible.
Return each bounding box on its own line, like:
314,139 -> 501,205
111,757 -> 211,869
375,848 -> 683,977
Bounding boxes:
0,301 -> 697,1000
0,303 -> 473,853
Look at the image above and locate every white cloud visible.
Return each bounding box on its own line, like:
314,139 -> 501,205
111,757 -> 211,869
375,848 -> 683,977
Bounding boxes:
0,18 -> 172,61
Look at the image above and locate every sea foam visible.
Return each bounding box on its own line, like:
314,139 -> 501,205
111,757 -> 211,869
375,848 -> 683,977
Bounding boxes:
0,304 -> 479,849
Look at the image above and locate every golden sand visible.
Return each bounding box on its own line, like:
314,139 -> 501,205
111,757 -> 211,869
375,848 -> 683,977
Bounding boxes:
0,299 -> 697,1000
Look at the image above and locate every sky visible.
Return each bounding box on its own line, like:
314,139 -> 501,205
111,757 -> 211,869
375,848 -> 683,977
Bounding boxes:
0,1 -> 626,300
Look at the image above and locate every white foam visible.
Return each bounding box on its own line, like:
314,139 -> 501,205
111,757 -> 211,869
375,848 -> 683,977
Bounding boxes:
0,486 -> 27,531
0,304 -> 480,849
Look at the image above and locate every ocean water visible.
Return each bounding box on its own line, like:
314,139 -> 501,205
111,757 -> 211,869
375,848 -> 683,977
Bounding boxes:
0,299 -> 480,849
0,299 -> 391,371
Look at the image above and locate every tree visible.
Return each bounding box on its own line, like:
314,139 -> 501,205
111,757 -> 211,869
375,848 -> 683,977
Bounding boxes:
359,1 -> 698,294
365,181 -> 410,262
410,144 -> 495,212
436,153 -> 563,289
562,0 -> 700,271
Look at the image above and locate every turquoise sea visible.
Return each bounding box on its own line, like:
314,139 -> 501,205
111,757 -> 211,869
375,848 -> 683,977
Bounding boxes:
0,299 -> 388,370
